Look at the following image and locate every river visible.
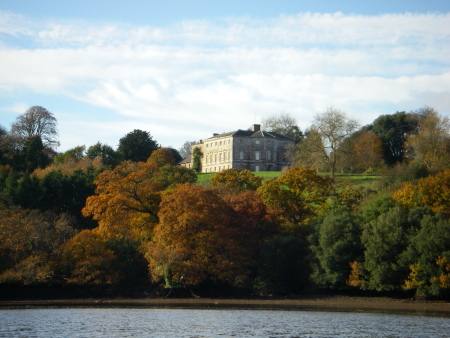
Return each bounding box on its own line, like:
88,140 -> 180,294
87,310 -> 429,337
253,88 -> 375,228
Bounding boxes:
0,308 -> 449,337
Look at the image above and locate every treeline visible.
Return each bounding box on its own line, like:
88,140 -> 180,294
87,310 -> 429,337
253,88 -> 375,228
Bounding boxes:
0,106 -> 449,299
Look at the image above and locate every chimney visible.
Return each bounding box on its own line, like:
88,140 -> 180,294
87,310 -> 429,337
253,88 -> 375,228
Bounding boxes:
213,133 -> 219,137
252,124 -> 261,132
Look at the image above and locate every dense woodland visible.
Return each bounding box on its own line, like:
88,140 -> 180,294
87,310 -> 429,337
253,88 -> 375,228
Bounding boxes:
0,106 -> 449,300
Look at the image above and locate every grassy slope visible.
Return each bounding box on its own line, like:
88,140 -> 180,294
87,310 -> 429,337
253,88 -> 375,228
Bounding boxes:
197,171 -> 382,189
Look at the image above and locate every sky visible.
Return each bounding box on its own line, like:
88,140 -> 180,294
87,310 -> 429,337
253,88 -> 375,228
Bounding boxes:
1,0 -> 449,152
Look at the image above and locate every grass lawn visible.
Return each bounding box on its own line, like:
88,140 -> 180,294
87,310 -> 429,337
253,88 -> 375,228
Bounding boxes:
197,170 -> 382,189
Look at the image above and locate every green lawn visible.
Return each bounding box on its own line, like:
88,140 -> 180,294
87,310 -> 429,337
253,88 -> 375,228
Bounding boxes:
197,170 -> 381,189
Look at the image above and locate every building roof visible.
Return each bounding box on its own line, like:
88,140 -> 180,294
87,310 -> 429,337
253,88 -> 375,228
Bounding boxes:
178,155 -> 191,164
204,129 -> 295,142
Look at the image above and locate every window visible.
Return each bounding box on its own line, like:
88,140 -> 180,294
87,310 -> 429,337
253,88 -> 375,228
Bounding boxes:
239,151 -> 244,160
256,140 -> 260,145
255,165 -> 260,172
255,151 -> 260,160
266,150 -> 271,161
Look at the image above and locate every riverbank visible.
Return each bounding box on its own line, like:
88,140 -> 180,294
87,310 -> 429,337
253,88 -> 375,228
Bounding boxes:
1,296 -> 449,316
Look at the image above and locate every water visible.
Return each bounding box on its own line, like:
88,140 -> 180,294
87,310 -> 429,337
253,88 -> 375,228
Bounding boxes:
0,308 -> 449,337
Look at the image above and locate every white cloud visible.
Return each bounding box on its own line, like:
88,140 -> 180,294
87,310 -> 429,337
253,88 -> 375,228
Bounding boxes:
0,10 -> 449,150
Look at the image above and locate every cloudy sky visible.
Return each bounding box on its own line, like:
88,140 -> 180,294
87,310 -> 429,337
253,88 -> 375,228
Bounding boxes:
1,1 -> 449,152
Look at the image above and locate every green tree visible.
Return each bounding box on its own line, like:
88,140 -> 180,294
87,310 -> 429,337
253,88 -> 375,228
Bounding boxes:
118,129 -> 159,162
23,135 -> 50,172
361,207 -> 412,291
192,147 -> 203,173
372,111 -> 418,166
309,207 -> 363,288
53,145 -> 86,164
401,213 -> 450,297
87,142 -> 122,168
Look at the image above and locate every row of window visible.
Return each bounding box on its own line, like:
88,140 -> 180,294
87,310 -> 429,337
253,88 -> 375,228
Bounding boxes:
205,139 -> 232,148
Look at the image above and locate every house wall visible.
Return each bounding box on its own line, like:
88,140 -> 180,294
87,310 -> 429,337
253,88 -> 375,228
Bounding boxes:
202,135 -> 233,173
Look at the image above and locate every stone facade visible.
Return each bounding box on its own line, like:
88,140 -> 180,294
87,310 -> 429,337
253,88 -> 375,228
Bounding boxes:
183,124 -> 295,173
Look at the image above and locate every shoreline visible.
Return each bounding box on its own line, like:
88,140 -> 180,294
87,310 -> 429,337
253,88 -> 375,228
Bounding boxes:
1,296 -> 449,316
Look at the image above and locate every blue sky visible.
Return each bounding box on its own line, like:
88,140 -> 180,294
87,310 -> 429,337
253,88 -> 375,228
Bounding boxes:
1,1 -> 449,152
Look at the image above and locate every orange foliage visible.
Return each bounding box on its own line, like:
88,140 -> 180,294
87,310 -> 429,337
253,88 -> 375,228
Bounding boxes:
146,184 -> 248,287
258,167 -> 333,230
58,230 -> 119,284
82,161 -> 164,240
392,169 -> 450,216
353,131 -> 383,170
32,157 -> 103,179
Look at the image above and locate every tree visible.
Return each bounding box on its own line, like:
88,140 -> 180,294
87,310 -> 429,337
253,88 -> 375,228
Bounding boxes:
293,128 -> 327,171
313,107 -> 359,179
23,135 -> 50,172
147,148 -> 176,167
352,131 -> 383,171
10,106 -> 59,150
118,129 -> 159,162
153,165 -> 197,189
146,184 -> 247,288
391,169 -> 450,217
262,112 -> 303,143
179,140 -> 197,159
86,142 -> 122,168
309,208 -> 363,288
210,169 -> 263,194
361,207 -> 412,291
401,214 -> 450,297
53,145 -> 86,164
405,108 -> 450,170
258,167 -> 333,232
372,111 -> 418,166
192,146 -> 203,173
82,161 -> 164,240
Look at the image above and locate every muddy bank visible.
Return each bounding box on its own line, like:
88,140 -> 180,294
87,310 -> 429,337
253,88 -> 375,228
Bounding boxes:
1,296 -> 449,316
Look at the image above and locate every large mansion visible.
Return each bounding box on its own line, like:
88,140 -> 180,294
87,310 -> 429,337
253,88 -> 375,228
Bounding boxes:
181,124 -> 295,173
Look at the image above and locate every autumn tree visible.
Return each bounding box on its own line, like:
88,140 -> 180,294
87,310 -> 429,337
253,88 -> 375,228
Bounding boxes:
258,167 -> 333,233
352,131 -> 383,171
118,129 -> 159,162
0,209 -> 77,284
146,184 -> 248,288
55,230 -> 120,284
210,168 -> 263,194
405,108 -> 450,170
391,169 -> 450,217
147,148 -> 176,167
313,107 -> 359,179
262,112 -> 303,143
82,161 -> 164,240
10,106 -> 59,150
